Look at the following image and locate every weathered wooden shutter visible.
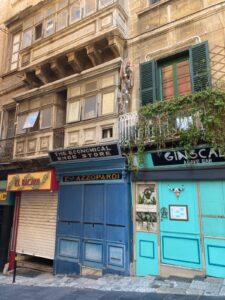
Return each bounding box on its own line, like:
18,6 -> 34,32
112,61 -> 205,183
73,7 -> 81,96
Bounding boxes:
189,41 -> 211,92
140,60 -> 156,105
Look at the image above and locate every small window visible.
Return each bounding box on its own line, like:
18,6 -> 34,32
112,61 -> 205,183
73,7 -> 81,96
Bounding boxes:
83,96 -> 97,119
34,23 -> 43,40
102,127 -> 113,139
23,111 -> 39,129
57,9 -> 68,31
101,92 -> 114,115
84,0 -> 97,16
22,28 -> 32,48
40,107 -> 52,129
67,101 -> 80,122
45,18 -> 55,36
70,1 -> 81,23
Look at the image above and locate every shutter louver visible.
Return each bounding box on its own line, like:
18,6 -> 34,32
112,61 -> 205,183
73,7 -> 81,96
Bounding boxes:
189,41 -> 211,92
140,60 -> 156,105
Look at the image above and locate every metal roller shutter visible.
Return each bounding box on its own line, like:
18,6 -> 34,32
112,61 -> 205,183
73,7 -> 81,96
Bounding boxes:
16,191 -> 58,259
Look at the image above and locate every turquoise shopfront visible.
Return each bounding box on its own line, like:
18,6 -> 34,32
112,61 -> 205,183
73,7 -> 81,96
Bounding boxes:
133,148 -> 225,278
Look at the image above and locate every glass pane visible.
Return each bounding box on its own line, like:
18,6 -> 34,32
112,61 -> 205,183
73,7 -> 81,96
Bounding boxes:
12,43 -> 20,53
22,29 -> 32,48
45,18 -> 55,36
34,23 -> 43,40
67,101 -> 80,122
13,33 -> 20,44
162,64 -> 174,100
11,52 -> 19,63
102,92 -> 114,115
41,107 -> 52,128
17,114 -> 27,134
177,60 -> 191,96
23,111 -> 39,129
70,2 -> 81,23
10,62 -> 18,71
99,0 -> 113,8
84,96 -> 97,119
57,10 -> 68,31
85,0 -> 96,15
58,0 -> 68,10
45,6 -> 55,17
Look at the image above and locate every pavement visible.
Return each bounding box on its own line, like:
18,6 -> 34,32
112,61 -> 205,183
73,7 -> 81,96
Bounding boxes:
0,268 -> 225,299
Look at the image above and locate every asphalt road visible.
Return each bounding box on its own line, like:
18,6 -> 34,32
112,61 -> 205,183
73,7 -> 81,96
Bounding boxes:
0,285 -> 224,300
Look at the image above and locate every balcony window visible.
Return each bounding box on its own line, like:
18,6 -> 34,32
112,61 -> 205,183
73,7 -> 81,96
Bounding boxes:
83,95 -> 97,119
99,0 -> 113,8
84,0 -> 97,16
10,33 -> 21,70
40,107 -> 52,129
34,23 -> 43,40
45,18 -> 55,36
57,9 -> 68,31
17,114 -> 27,134
101,92 -> 114,115
67,101 -> 80,122
140,41 -> 211,105
22,28 -> 32,48
70,1 -> 81,23
23,111 -> 39,129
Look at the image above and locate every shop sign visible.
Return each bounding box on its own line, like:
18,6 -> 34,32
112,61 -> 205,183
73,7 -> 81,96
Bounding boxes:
0,191 -> 7,201
63,173 -> 122,182
152,148 -> 225,166
7,170 -> 57,192
49,143 -> 121,162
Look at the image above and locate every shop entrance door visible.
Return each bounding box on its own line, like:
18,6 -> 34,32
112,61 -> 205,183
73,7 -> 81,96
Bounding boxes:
159,181 -> 202,270
135,183 -> 159,276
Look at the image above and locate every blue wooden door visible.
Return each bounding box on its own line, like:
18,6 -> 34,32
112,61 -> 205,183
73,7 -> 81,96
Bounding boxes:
200,181 -> 225,278
135,183 -> 159,276
159,181 -> 202,270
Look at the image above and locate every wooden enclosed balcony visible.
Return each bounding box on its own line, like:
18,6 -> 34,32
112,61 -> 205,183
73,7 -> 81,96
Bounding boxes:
19,0 -> 127,87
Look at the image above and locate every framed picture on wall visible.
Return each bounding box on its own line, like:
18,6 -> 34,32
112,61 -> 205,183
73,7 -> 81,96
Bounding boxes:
169,205 -> 188,221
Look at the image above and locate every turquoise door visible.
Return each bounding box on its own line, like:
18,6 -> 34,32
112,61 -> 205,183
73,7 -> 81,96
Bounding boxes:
159,181 -> 202,270
135,183 -> 159,276
199,181 -> 225,278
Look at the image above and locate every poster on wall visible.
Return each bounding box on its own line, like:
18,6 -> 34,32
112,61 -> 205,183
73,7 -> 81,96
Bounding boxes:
169,205 -> 188,221
136,184 -> 157,232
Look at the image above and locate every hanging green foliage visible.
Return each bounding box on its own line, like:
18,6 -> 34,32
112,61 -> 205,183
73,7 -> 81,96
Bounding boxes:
126,88 -> 225,169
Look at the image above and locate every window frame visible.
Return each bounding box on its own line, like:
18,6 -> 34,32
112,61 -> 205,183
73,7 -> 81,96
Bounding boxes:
10,32 -> 21,71
67,99 -> 81,123
83,95 -> 98,120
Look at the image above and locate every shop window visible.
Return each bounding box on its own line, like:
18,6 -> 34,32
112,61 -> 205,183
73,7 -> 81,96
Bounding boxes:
84,0 -> 97,16
22,28 -> 32,48
101,92 -> 114,115
57,9 -> 68,31
140,41 -> 211,105
45,18 -> 55,36
34,23 -> 43,40
40,107 -> 52,129
83,96 -> 97,119
70,1 -> 81,23
10,32 -> 21,71
102,127 -> 113,139
67,101 -> 80,122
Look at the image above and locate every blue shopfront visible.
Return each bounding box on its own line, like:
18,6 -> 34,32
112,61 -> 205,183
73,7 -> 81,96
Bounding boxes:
49,143 -> 132,276
133,148 -> 225,279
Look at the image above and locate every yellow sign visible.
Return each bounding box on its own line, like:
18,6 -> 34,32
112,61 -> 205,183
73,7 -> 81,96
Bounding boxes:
0,192 -> 7,201
7,171 -> 52,191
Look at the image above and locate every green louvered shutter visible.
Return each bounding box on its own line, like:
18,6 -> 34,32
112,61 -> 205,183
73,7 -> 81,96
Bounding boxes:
189,41 -> 211,92
140,60 -> 156,105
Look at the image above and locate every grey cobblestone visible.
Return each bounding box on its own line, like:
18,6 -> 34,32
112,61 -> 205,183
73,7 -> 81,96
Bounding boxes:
0,271 -> 225,297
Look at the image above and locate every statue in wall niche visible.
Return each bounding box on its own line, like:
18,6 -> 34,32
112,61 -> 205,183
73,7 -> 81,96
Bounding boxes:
118,59 -> 133,114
